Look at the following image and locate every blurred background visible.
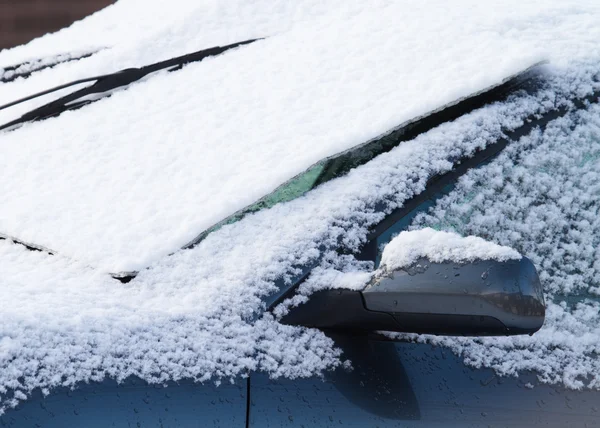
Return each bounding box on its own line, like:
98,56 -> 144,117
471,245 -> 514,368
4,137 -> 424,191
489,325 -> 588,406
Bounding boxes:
0,0 -> 115,51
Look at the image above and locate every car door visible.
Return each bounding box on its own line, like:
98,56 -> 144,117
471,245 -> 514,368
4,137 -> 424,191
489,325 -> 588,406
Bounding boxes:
249,336 -> 600,427
0,377 -> 247,427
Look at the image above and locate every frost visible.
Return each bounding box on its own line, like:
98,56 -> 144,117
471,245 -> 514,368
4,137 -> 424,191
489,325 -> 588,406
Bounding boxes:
0,239 -> 344,414
379,228 -> 520,272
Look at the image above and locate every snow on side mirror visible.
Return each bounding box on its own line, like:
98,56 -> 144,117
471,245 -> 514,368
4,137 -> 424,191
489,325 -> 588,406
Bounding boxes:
280,229 -> 545,336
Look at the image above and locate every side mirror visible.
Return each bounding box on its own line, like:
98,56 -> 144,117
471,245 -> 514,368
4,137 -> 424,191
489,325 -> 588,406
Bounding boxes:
281,256 -> 545,336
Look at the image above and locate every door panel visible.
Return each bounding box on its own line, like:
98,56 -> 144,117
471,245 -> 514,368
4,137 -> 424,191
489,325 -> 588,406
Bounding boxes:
249,337 -> 600,427
0,376 -> 247,428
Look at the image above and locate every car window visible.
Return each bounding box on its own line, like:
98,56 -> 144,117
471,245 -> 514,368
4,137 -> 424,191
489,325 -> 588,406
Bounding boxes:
185,64 -> 541,252
407,100 -> 600,389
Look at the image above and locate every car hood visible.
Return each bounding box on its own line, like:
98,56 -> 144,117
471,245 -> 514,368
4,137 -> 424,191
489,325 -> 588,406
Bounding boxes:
0,0 -> 560,273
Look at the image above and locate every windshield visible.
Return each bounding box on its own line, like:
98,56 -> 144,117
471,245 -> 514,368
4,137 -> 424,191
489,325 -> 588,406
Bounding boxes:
0,21 -> 540,275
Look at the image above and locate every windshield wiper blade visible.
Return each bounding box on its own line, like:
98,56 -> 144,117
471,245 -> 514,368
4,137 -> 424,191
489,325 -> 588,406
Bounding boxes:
0,38 -> 259,132
0,51 -> 96,84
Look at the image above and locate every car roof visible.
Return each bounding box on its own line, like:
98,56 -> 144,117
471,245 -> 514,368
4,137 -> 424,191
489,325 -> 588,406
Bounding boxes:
1,0 -> 600,415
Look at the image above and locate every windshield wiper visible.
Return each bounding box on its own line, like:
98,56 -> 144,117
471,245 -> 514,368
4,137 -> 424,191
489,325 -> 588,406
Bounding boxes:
0,39 -> 259,132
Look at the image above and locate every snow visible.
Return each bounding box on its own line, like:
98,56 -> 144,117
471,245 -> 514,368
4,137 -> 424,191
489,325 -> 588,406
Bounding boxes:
0,0 -> 208,66
0,51 -> 95,83
2,0 -> 578,273
1,0 -> 600,414
379,228 -> 520,273
2,63 -> 597,412
0,238 -> 344,413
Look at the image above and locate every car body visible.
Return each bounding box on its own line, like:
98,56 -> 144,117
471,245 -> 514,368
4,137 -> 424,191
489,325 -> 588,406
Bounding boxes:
1,1 -> 599,427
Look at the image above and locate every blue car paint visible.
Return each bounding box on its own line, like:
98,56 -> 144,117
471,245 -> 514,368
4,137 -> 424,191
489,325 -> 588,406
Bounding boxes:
250,339 -> 600,427
4,339 -> 599,427
0,378 -> 247,427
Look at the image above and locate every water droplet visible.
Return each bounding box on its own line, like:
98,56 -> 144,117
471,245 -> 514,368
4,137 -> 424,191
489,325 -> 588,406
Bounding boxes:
481,271 -> 489,280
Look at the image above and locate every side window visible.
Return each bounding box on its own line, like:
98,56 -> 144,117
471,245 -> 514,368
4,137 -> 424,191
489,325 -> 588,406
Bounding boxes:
185,66 -> 542,250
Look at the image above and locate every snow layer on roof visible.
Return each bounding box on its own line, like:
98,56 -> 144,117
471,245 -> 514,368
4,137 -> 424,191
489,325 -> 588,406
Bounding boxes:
3,63 -> 599,412
6,0 -> 598,272
405,102 -> 600,389
379,228 -> 520,272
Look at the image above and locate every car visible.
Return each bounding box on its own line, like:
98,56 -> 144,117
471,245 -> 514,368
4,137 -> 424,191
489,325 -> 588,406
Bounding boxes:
1,1 -> 599,427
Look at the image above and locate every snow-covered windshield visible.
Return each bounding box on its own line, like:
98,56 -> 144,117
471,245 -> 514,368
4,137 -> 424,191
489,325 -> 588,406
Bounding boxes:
1,0 -> 600,415
0,1 -> 547,273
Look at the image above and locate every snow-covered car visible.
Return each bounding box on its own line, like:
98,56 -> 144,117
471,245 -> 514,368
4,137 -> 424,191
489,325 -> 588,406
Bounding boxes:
1,1 -> 599,427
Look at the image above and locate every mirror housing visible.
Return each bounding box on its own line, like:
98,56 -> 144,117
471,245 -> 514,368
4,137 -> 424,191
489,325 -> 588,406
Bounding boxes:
281,257 -> 545,336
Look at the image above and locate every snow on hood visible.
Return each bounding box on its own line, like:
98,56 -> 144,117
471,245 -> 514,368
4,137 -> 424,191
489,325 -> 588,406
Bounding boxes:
0,0 -> 583,273
1,0 -> 600,414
